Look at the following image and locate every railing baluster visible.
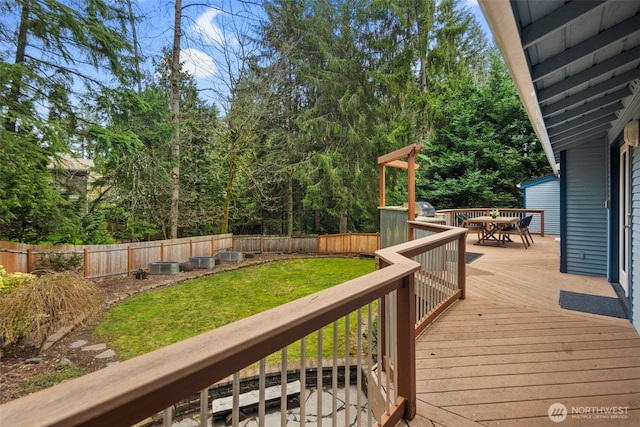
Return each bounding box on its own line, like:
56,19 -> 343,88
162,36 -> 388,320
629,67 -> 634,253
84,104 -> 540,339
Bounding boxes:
300,337 -> 306,425
383,294 -> 390,417
232,372 -> 240,427
392,290 -> 398,406
357,309 -> 363,427
318,328 -> 323,427
199,387 -> 208,427
282,347 -> 288,426
333,321 -> 338,426
259,358 -> 266,427
367,303 -> 374,427
345,314 -> 350,427
163,407 -> 172,427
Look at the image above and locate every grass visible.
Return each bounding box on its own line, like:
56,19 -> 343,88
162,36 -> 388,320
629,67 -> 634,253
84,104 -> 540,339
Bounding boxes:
94,257 -> 376,360
22,364 -> 85,394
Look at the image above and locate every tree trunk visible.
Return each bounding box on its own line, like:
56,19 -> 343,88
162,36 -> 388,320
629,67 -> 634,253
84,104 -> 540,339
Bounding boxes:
126,0 -> 143,94
6,0 -> 30,133
339,208 -> 347,234
315,210 -> 321,233
169,0 -> 182,239
221,153 -> 236,234
286,172 -> 293,236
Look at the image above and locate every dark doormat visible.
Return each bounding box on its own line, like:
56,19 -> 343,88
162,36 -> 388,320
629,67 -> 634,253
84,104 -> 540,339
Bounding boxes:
466,252 -> 483,264
559,290 -> 628,319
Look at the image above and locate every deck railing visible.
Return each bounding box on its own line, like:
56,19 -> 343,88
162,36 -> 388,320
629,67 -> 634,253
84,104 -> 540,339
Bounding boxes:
0,226 -> 467,427
437,208 -> 545,236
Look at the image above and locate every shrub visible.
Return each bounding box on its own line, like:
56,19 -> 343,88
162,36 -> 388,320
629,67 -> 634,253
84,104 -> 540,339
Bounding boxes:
36,252 -> 83,273
0,272 -> 103,351
0,265 -> 35,296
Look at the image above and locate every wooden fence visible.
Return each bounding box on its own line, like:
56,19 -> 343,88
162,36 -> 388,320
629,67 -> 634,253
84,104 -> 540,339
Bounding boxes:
0,235 -> 233,278
0,233 -> 380,278
233,233 -> 380,256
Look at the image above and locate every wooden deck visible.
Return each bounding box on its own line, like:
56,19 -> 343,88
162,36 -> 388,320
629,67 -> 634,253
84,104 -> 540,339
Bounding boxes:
410,235 -> 640,426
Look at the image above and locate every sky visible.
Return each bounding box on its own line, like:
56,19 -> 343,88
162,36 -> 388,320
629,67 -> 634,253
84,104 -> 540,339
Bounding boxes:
132,0 -> 492,107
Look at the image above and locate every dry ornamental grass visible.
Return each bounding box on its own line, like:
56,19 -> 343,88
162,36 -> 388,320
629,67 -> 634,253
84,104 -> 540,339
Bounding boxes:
0,272 -> 103,352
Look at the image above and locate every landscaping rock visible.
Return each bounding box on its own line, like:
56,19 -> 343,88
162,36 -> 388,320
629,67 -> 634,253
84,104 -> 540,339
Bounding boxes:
95,349 -> 116,359
70,340 -> 87,349
81,343 -> 107,352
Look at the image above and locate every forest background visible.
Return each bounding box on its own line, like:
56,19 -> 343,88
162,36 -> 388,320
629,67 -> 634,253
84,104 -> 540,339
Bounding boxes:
0,0 -> 552,245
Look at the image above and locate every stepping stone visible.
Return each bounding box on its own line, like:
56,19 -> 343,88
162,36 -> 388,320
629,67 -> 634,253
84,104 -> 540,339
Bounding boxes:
82,343 -> 107,351
106,361 -> 120,367
95,349 -> 116,359
70,340 -> 87,349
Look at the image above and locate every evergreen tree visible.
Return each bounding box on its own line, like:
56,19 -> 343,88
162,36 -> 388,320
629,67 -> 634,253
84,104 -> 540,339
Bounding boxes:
0,0 -> 134,243
417,51 -> 551,209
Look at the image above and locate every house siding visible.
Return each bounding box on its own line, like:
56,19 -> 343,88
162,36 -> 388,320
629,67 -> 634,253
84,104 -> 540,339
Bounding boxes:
564,143 -> 608,276
523,178 -> 560,235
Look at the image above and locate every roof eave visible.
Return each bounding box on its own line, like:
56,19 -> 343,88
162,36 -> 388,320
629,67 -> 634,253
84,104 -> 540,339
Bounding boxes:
479,0 -> 559,176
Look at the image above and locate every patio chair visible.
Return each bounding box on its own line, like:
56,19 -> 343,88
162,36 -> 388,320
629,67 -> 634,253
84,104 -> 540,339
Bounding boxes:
501,215 -> 534,248
456,213 -> 482,239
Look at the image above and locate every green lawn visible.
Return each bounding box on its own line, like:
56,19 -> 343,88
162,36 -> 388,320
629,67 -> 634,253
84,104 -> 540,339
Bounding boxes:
94,257 -> 376,360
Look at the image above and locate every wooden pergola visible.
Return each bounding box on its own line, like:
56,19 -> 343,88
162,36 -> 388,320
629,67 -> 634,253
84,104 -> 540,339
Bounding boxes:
378,143 -> 423,223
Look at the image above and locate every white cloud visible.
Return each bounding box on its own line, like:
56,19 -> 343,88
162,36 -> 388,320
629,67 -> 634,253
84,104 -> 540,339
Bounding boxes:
191,10 -> 225,45
180,48 -> 217,78
466,0 -> 479,7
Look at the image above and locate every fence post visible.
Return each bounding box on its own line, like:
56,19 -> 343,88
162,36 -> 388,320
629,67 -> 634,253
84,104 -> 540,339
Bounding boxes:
161,242 -> 165,261
189,239 -> 193,257
127,246 -> 132,277
83,248 -> 89,278
26,248 -> 32,273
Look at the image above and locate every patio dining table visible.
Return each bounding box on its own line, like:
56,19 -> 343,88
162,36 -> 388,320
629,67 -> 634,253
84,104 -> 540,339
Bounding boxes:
462,216 -> 520,247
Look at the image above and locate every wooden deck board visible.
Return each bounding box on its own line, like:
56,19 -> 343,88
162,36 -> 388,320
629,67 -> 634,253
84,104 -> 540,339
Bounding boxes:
411,235 -> 640,426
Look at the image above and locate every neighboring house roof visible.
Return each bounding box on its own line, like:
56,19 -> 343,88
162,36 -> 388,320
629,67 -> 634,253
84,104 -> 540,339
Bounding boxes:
47,153 -> 94,174
478,0 -> 640,175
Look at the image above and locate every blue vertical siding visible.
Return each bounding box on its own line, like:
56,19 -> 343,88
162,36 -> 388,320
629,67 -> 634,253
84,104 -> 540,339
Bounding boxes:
524,178 -> 560,235
565,143 -> 608,276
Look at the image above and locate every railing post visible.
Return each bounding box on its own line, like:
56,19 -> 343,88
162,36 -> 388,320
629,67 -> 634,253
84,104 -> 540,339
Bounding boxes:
540,210 -> 545,237
457,233 -> 467,300
396,273 -> 416,419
